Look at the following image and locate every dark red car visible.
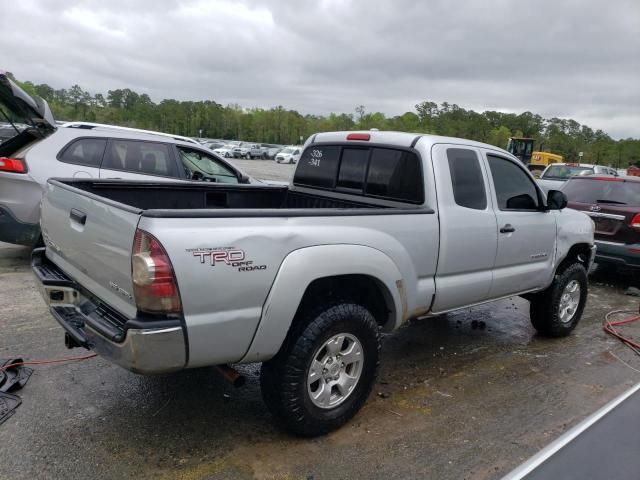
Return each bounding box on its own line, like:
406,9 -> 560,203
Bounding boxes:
563,176 -> 640,269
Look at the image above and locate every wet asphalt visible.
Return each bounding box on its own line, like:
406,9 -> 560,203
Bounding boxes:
1,159 -> 639,479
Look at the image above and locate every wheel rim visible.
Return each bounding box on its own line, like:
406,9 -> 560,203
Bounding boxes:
307,333 -> 364,409
558,279 -> 581,323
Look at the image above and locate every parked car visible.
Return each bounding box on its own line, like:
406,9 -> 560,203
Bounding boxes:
275,145 -> 302,164
213,145 -> 235,158
204,141 -> 225,150
265,145 -> 283,159
33,130 -> 594,436
0,72 -> 252,247
247,144 -> 271,159
233,143 -> 262,159
563,175 -> 640,269
537,163 -> 618,192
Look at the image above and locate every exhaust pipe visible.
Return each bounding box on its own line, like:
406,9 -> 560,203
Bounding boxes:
214,364 -> 246,388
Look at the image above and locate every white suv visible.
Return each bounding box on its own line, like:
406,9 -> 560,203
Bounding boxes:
0,73 -> 253,246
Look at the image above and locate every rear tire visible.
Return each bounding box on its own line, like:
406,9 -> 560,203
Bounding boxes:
260,302 -> 380,436
529,262 -> 588,337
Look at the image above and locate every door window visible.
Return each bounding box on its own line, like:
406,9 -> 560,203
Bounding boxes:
103,139 -> 176,177
447,148 -> 487,210
487,155 -> 540,210
365,148 -> 422,202
178,147 -> 239,183
58,138 -> 107,167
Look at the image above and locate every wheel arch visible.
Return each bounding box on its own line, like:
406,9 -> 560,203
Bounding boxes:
241,245 -> 405,363
555,242 -> 592,275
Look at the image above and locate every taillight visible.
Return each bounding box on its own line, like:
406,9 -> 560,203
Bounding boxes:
132,229 -> 181,314
346,133 -> 370,141
630,213 -> 640,229
0,157 -> 27,173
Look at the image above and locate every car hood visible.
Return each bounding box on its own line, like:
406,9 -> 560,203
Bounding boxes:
0,72 -> 56,131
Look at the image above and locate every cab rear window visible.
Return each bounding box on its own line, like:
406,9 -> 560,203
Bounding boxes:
293,145 -> 423,203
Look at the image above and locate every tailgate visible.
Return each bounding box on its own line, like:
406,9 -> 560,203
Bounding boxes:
40,180 -> 142,318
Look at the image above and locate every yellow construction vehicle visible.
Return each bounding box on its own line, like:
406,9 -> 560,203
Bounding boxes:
506,137 -> 563,176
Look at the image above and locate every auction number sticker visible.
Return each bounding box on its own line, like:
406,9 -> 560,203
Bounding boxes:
309,148 -> 323,167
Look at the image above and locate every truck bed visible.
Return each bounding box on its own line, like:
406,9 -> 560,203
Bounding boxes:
56,179 -> 414,216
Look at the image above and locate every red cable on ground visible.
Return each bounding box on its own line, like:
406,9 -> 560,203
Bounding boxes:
603,309 -> 640,355
0,353 -> 97,371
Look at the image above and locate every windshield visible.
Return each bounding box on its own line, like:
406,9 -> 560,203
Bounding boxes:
179,149 -> 239,183
542,165 -> 593,180
563,179 -> 640,206
281,147 -> 296,154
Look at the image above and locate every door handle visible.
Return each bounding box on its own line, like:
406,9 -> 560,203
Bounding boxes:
70,209 -> 87,225
500,224 -> 515,234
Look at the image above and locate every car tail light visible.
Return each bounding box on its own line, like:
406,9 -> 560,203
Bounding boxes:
346,133 -> 370,141
132,229 -> 181,314
0,157 -> 27,173
630,213 -> 640,229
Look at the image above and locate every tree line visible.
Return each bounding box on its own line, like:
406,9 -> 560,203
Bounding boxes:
10,72 -> 640,167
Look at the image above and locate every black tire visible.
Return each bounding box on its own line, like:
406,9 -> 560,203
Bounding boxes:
260,302 -> 380,436
529,262 -> 588,337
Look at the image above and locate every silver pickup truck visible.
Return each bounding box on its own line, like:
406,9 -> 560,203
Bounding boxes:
33,130 -> 595,436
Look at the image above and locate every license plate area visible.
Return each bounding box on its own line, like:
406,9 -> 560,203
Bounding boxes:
593,217 -> 620,234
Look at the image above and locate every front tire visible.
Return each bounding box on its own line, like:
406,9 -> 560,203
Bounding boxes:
529,262 -> 588,337
260,302 -> 380,436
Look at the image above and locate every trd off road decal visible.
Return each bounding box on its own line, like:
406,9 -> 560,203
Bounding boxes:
186,247 -> 267,272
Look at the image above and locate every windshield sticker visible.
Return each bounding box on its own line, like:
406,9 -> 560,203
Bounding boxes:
186,247 -> 267,272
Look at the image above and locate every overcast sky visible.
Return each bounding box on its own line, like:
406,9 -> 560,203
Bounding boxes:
2,0 -> 639,138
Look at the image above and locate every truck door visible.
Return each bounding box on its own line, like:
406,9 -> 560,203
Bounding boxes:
482,152 -> 556,298
430,145 -> 498,312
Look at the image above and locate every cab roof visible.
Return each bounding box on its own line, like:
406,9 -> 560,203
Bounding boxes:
310,130 -> 514,156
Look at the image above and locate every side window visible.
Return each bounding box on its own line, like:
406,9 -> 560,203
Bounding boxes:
59,138 -> 107,167
487,155 -> 539,210
365,148 -> 422,202
103,140 -> 176,177
337,148 -> 369,191
178,147 -> 239,183
447,148 -> 487,210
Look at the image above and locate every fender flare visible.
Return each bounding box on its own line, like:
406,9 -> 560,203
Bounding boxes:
240,244 -> 405,363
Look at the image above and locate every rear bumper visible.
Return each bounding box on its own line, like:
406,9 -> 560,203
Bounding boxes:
31,248 -> 187,374
595,240 -> 640,268
0,205 -> 40,246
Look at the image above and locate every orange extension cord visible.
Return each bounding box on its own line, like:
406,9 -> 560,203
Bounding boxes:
0,353 -> 97,372
604,309 -> 640,356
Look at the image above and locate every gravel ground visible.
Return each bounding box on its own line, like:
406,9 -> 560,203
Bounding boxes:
1,161 -> 639,479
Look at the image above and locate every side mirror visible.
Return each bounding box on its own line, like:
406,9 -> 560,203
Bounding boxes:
237,172 -> 250,184
547,190 -> 568,210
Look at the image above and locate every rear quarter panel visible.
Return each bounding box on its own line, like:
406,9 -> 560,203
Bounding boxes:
138,212 -> 438,367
